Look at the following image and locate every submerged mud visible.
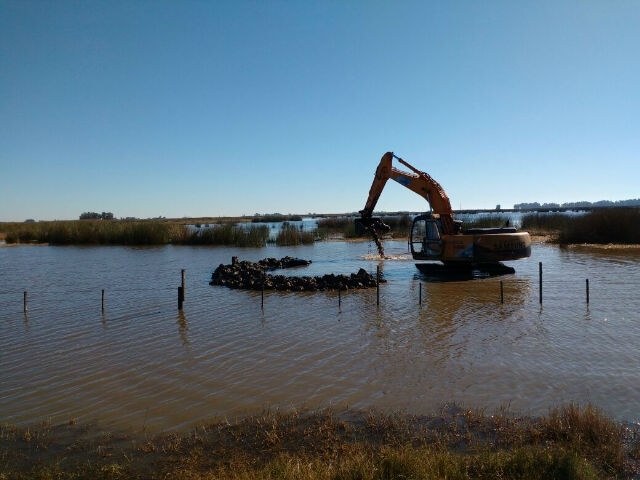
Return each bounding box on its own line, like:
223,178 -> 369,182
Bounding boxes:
210,256 -> 382,291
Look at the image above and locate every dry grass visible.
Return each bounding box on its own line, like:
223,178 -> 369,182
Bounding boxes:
2,404 -> 638,479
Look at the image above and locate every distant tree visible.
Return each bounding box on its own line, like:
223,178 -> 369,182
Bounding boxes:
79,211 -> 114,220
513,202 -> 541,210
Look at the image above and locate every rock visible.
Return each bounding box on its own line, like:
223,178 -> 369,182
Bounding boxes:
210,257 -> 383,292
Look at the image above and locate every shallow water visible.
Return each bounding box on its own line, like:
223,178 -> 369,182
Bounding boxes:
1,240 -> 639,433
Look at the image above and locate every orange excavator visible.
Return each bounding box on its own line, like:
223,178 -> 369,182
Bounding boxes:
358,152 -> 531,275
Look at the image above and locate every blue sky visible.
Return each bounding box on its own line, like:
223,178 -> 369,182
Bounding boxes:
1,1 -> 639,221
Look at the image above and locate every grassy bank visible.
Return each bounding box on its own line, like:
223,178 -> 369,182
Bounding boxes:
1,404 -> 638,479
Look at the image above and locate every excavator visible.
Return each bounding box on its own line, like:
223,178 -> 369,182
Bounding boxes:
357,152 -> 531,275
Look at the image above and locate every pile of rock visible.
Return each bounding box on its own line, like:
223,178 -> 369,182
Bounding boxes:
210,257 -> 382,292
256,256 -> 312,270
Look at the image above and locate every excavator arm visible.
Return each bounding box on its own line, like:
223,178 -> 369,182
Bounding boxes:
359,152 -> 456,235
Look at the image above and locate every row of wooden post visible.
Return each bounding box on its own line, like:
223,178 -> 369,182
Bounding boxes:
416,262 -> 589,307
19,263 -> 591,314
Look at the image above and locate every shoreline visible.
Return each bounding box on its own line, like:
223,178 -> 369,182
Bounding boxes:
2,403 -> 638,478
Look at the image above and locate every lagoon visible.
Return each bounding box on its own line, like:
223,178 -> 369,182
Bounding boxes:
1,240 -> 639,433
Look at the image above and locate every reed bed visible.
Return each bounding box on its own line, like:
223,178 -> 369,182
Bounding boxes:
521,208 -> 640,244
462,214 -> 512,229
0,221 -> 271,247
184,224 -> 270,247
3,208 -> 639,246
556,208 -> 640,245
1,404 -> 638,479
2,220 -> 172,245
316,217 -> 357,238
273,221 -> 315,246
317,215 -> 412,239
521,213 -> 575,236
251,214 -> 303,223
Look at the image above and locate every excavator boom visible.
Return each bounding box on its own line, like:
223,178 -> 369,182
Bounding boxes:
360,152 -> 455,234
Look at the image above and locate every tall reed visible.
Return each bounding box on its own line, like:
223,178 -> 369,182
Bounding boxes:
251,214 -> 303,223
462,214 -> 512,229
274,221 -> 315,246
180,224 -> 270,247
2,220 -> 172,245
317,215 -> 411,239
557,208 -> 640,244
521,212 -> 574,234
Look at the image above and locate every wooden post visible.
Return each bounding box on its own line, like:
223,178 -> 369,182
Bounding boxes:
419,282 -> 422,305
101,289 -> 105,311
178,286 -> 184,310
261,281 -> 264,310
376,265 -> 380,306
586,279 -> 589,304
181,269 -> 186,300
539,262 -> 543,305
23,291 -> 27,313
500,281 -> 504,304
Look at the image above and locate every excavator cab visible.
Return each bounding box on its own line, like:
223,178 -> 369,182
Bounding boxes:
410,214 -> 443,261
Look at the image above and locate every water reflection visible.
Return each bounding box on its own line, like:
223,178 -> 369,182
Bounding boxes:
177,310 -> 189,346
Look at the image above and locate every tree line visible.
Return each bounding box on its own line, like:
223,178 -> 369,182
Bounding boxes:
514,199 -> 640,210
79,212 -> 114,220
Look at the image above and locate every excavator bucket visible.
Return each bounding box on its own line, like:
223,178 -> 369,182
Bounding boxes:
354,217 -> 390,236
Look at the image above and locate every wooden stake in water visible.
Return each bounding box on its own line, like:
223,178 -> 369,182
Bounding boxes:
178,286 -> 184,310
419,282 -> 422,305
539,262 -> 543,305
23,291 -> 27,313
376,265 -> 380,306
586,279 -> 590,304
181,269 -> 186,300
500,281 -> 504,304
102,289 -> 105,311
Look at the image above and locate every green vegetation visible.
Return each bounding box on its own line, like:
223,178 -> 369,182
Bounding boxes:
521,213 -> 575,236
523,208 -> 640,244
556,208 -> 640,245
462,214 -> 512,229
317,216 -> 357,238
1,404 -> 638,479
252,214 -> 303,223
3,208 -> 639,246
2,220 -> 172,245
183,224 -> 270,247
317,215 -> 412,239
273,221 -> 315,246
0,220 -> 270,247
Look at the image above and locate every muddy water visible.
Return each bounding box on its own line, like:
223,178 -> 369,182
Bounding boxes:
1,241 -> 639,433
